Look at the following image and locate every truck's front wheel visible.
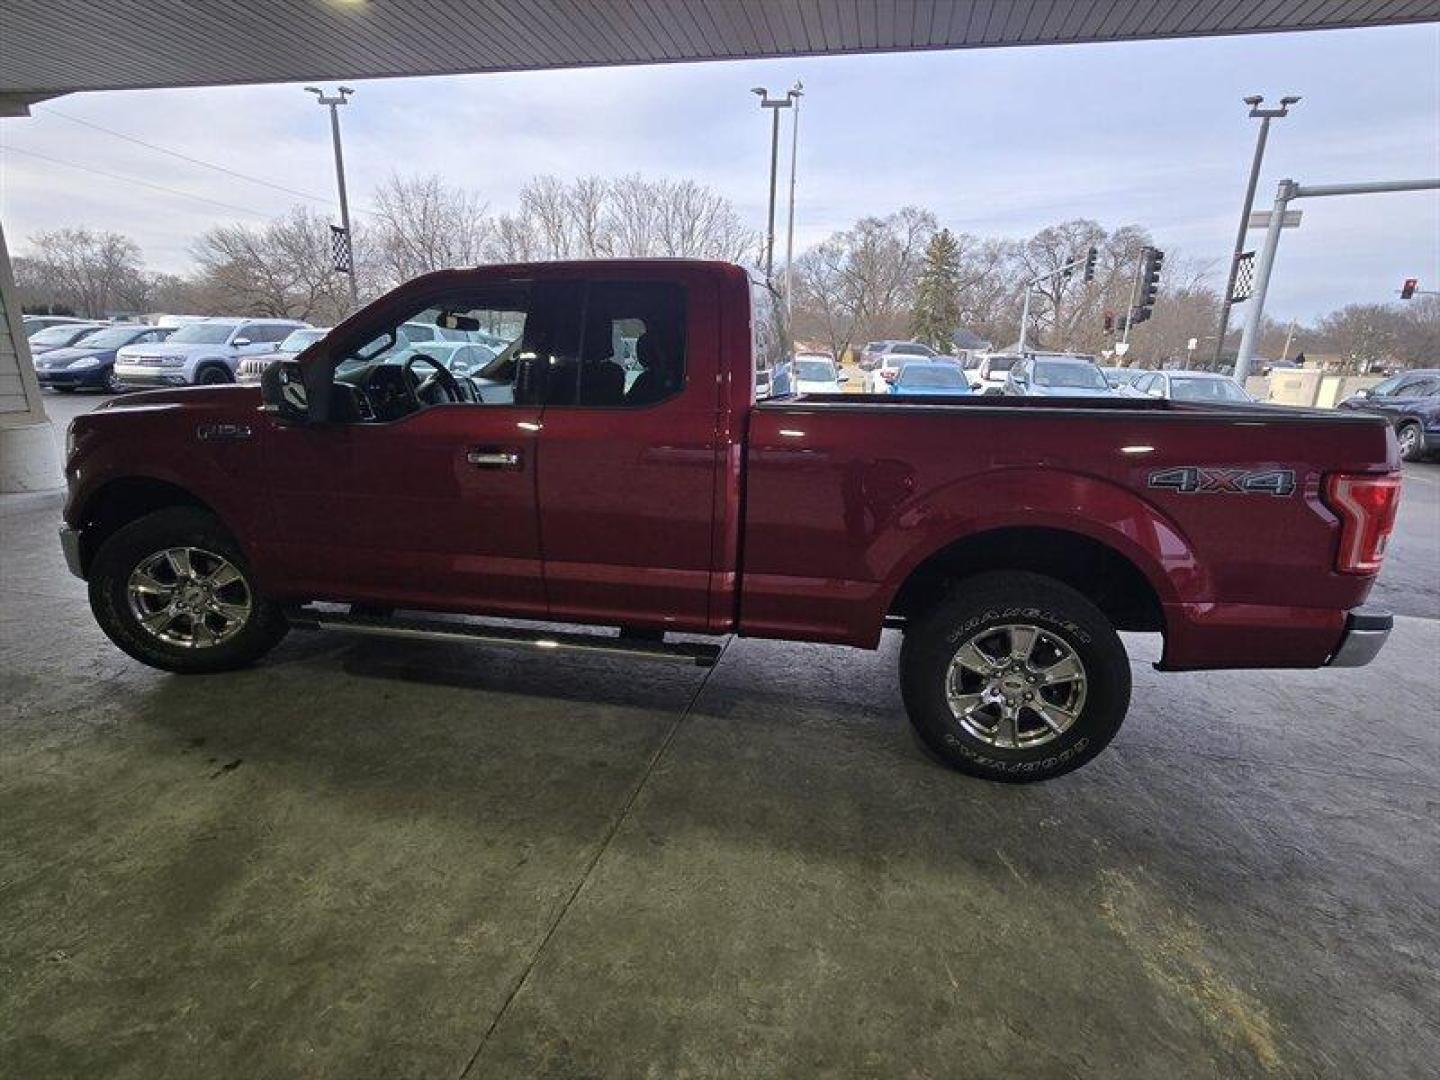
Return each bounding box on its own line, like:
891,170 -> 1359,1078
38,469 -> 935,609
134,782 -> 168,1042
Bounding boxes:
88,507 -> 288,674
900,572 -> 1130,782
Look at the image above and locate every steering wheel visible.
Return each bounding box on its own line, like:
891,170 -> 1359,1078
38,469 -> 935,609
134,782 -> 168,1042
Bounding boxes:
402,352 -> 464,406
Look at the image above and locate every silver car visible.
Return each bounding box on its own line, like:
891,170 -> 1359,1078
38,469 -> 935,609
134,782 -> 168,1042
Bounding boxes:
114,317 -> 308,387
1131,370 -> 1254,404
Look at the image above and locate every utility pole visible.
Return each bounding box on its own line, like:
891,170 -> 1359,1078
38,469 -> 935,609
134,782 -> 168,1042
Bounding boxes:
306,85 -> 359,310
1235,176 -> 1440,382
1017,251 -> 1090,353
752,87 -> 794,284
783,80 -> 803,320
1213,95 -> 1299,367
1120,255 -> 1145,345
1279,318 -> 1297,364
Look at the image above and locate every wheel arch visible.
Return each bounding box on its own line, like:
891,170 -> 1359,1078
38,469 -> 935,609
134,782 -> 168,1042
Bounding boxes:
887,525 -> 1168,636
73,476 -> 224,576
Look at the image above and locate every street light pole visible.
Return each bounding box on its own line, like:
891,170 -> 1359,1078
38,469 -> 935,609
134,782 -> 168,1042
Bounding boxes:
783,81 -> 803,319
752,87 -> 794,284
306,85 -> 359,310
1233,175 -> 1440,382
1213,94 -> 1298,367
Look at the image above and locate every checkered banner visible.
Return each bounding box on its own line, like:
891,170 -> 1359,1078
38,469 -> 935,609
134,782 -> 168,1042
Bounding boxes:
329,225 -> 353,274
1231,251 -> 1255,304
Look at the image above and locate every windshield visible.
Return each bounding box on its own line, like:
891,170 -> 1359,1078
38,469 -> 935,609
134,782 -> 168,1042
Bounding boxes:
1034,361 -> 1110,389
63,326 -> 140,349
795,359 -> 837,382
279,329 -> 326,352
1170,376 -> 1249,402
899,364 -> 966,388
983,355 -> 1019,373
31,324 -> 99,345
167,322 -> 240,344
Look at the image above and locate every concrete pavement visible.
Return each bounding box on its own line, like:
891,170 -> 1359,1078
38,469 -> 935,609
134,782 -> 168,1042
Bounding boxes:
2,469 -> 1437,1078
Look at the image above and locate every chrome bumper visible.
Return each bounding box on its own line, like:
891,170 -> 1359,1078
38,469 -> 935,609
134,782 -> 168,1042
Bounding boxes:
59,525 -> 84,579
1326,608 -> 1392,668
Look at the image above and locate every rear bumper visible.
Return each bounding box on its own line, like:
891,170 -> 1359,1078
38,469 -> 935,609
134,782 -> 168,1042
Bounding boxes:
1325,608 -> 1393,668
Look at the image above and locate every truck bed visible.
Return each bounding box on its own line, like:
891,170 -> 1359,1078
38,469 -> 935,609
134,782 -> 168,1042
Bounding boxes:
739,393 -> 1396,669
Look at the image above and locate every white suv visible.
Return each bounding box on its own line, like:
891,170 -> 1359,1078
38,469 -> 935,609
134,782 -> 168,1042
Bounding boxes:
968,352 -> 1022,395
114,318 -> 308,388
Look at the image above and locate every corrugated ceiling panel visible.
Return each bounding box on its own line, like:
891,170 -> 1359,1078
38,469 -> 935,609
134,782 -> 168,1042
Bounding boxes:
0,0 -> 1435,98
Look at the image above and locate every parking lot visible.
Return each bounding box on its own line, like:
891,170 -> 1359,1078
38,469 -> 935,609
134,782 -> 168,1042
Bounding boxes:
1,393 -> 1435,1078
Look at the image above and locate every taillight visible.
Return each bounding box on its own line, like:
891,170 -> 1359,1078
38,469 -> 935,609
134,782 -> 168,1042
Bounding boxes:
1324,473 -> 1402,574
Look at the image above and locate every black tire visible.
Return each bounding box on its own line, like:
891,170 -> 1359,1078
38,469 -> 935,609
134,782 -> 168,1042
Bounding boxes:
1396,422 -> 1424,463
899,571 -> 1131,782
102,367 -> 125,394
88,507 -> 288,674
197,365 -> 233,385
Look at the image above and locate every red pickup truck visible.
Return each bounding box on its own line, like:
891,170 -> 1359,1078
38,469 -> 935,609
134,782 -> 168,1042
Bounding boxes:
60,260 -> 1401,781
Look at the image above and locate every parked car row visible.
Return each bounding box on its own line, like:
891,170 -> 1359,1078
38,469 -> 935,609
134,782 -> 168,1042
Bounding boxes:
30,323 -> 177,393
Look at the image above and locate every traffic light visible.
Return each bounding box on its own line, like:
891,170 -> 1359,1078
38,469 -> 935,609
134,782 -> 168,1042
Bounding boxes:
1102,309 -> 1115,333
1130,246 -> 1164,325
1401,277 -> 1418,300
1083,246 -> 1098,283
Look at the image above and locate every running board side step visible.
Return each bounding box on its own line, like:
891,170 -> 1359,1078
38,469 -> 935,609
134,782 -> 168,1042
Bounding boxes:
286,607 -> 723,667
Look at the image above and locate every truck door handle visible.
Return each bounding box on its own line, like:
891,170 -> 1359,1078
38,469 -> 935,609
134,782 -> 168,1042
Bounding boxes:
466,446 -> 523,469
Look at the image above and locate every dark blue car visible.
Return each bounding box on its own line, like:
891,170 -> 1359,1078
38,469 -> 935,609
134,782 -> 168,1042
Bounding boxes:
33,324 -> 175,393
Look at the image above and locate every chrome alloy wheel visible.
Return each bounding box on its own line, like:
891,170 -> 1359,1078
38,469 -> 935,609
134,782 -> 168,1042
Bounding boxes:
945,623 -> 1088,749
126,546 -> 252,649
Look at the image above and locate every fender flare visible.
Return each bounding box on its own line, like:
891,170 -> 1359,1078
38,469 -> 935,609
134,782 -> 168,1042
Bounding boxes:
872,466 -> 1206,617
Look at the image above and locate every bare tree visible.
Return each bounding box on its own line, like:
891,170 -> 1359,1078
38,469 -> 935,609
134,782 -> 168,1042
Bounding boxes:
19,227 -> 146,317
371,173 -> 490,285
793,238 -> 861,359
488,174 -> 757,263
191,206 -> 362,322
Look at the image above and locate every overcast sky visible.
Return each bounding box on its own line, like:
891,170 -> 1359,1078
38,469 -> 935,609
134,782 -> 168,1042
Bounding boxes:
1,23 -> 1436,321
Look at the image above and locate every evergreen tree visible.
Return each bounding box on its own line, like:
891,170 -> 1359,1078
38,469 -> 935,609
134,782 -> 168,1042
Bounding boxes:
911,228 -> 963,351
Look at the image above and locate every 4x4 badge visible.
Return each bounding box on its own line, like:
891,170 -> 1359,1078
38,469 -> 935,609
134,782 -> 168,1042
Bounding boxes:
1148,466 -> 1296,496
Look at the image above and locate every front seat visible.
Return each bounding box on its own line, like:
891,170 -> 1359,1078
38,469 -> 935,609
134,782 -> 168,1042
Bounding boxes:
625,333 -> 677,405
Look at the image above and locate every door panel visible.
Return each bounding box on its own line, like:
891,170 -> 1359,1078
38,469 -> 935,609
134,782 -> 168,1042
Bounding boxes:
535,276 -> 722,632
262,405 -> 545,616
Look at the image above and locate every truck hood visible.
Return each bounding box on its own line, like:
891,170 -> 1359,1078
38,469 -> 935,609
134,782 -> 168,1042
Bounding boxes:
96,384 -> 261,411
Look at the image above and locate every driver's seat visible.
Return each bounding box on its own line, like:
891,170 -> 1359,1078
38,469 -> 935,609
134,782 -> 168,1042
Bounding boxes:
625,332 -> 678,404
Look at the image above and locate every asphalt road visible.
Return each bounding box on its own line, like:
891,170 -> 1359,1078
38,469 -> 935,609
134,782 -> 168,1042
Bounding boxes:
35,388 -> 1440,620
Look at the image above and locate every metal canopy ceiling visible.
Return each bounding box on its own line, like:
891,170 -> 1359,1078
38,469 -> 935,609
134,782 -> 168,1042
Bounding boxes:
2,0 -> 1438,104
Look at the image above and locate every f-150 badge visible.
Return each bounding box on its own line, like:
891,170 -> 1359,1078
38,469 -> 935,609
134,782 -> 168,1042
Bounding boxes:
1148,467 -> 1296,496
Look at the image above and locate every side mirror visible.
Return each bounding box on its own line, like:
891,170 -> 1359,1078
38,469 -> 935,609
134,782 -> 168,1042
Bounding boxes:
260,360 -> 311,425
232,337 -> 252,347
1353,387 -> 1372,399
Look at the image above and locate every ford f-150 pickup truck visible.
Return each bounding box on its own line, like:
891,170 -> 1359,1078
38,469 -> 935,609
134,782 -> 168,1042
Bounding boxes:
59,260 -> 1402,781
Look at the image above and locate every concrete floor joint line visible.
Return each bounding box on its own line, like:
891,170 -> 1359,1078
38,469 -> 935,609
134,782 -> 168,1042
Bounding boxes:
454,638 -> 730,1079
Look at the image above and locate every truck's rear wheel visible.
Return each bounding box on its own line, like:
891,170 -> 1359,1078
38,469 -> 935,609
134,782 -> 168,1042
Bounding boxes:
88,507 -> 288,674
899,572 -> 1130,782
